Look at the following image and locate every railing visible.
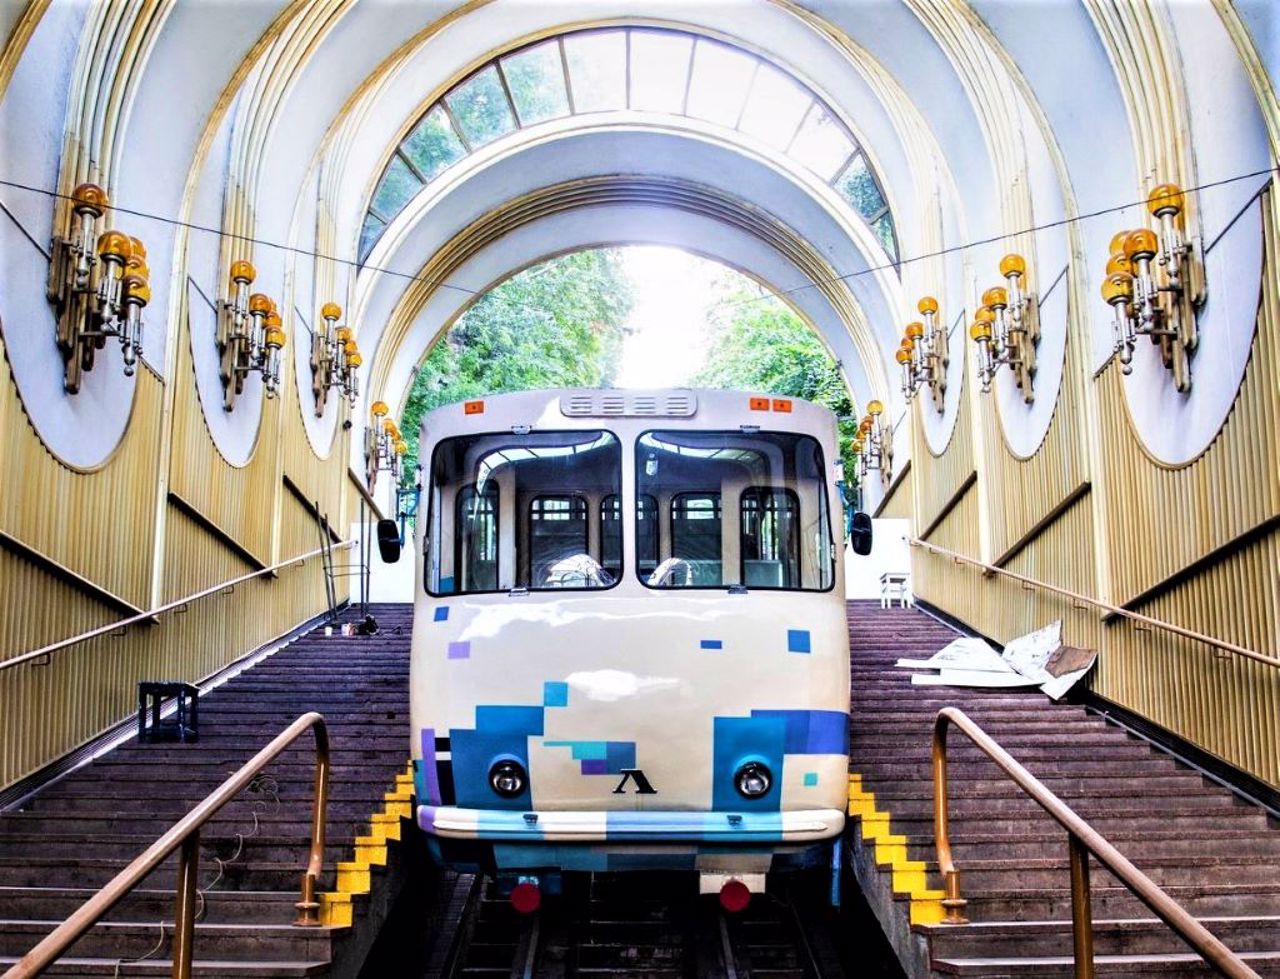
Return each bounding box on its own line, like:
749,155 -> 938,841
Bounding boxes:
2,713 -> 331,979
932,707 -> 1260,979
1,541 -> 355,673
907,537 -> 1276,669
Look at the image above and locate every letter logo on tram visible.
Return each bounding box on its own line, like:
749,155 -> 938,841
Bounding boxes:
611,768 -> 657,795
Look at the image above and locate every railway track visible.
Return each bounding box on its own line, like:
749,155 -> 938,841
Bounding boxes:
436,872 -> 846,979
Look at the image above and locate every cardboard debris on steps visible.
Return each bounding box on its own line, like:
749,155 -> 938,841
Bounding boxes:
899,621 -> 1097,699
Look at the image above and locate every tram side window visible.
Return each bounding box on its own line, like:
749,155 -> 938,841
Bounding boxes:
670,493 -> 723,586
456,483 -> 498,593
528,496 -> 589,586
602,494 -> 658,580
741,488 -> 799,588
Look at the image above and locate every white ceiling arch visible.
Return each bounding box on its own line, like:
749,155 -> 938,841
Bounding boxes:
349,125 -> 915,426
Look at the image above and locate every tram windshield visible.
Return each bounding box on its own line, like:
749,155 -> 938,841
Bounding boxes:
637,431 -> 834,591
425,431 -> 622,594
423,427 -> 834,595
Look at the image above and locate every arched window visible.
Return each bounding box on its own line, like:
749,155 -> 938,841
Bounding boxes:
361,27 -> 897,264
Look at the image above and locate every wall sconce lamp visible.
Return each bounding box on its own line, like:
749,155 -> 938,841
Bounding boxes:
970,253 -> 1039,402
895,297 -> 948,411
366,400 -> 406,489
46,183 -> 150,392
218,270 -> 285,410
311,304 -> 361,414
1099,183 -> 1203,392
851,399 -> 893,486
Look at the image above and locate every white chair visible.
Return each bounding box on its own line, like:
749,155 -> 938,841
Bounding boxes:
879,571 -> 912,608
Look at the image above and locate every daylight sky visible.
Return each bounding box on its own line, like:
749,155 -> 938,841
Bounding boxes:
612,246 -> 730,389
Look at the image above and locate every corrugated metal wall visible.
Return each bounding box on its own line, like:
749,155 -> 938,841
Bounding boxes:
909,191 -> 1280,789
0,306 -> 352,790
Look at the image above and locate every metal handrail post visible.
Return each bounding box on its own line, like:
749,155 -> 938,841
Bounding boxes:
3,714 -> 331,979
931,717 -> 967,923
172,834 -> 201,979
930,707 -> 1260,979
295,719 -> 331,925
1068,835 -> 1095,979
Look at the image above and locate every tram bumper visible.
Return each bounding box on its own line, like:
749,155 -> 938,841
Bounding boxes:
418,804 -> 844,842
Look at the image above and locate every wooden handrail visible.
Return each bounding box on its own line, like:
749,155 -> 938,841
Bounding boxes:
907,537 -> 1276,669
1,541 -> 355,673
932,707 -> 1260,979
2,713 -> 331,979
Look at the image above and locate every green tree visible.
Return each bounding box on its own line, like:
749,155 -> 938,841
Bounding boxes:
399,249 -> 634,476
693,281 -> 860,485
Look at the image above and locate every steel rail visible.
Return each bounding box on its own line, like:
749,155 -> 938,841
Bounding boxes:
1,541 -> 355,672
907,537 -> 1276,669
2,712 -> 331,979
932,707 -> 1260,979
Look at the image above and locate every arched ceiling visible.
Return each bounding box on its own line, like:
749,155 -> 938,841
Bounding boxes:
0,0 -> 1275,477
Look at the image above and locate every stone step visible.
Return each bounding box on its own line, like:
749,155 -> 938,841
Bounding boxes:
0,888 -> 302,925
930,949 -> 1280,976
0,920 -> 336,962
0,954 -> 329,976
921,916 -> 1280,958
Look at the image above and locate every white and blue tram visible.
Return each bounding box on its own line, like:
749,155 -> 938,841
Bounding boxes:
408,388 -> 859,908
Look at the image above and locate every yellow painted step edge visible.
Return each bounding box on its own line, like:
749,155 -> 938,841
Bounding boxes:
847,773 -> 944,927
317,759 -> 414,927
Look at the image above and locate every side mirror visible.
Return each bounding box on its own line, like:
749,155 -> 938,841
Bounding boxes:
376,518 -> 402,563
849,511 -> 873,556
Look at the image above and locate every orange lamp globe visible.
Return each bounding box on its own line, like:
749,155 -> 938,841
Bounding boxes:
867,399 -> 884,416
975,306 -> 995,324
1101,272 -> 1134,305
265,311 -> 283,330
1122,229 -> 1158,262
321,302 -> 342,322
334,327 -> 352,343
1108,230 -> 1132,255
917,296 -> 939,316
72,182 -> 109,215
905,321 -> 925,340
248,293 -> 272,315
96,230 -> 132,262
347,352 -> 363,368
129,238 -> 146,261
895,348 -> 912,364
371,400 -> 389,418
230,260 -> 256,284
999,253 -> 1026,278
264,327 -> 286,349
981,286 -> 1008,309
1105,253 -> 1131,277
1147,183 -> 1184,217
969,321 -> 992,341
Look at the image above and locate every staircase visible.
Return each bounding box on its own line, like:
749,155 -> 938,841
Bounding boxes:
846,599 -> 1280,978
0,603 -> 414,977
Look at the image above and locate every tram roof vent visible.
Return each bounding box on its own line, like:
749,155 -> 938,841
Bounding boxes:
559,392 -> 698,418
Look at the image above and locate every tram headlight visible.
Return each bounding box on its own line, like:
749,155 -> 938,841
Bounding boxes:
489,759 -> 528,799
733,761 -> 773,799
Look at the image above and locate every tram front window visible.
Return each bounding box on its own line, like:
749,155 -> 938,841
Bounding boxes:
426,431 -> 621,594
637,430 -> 835,591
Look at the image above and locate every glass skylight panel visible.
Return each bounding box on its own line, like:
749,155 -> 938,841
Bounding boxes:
874,213 -> 898,258
737,63 -> 811,149
370,154 -> 422,220
563,31 -> 626,113
401,107 -> 466,180
358,213 -> 385,262
835,153 -> 887,218
628,30 -> 693,114
444,65 -> 517,147
788,106 -> 855,181
686,41 -> 756,127
501,40 -> 570,125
